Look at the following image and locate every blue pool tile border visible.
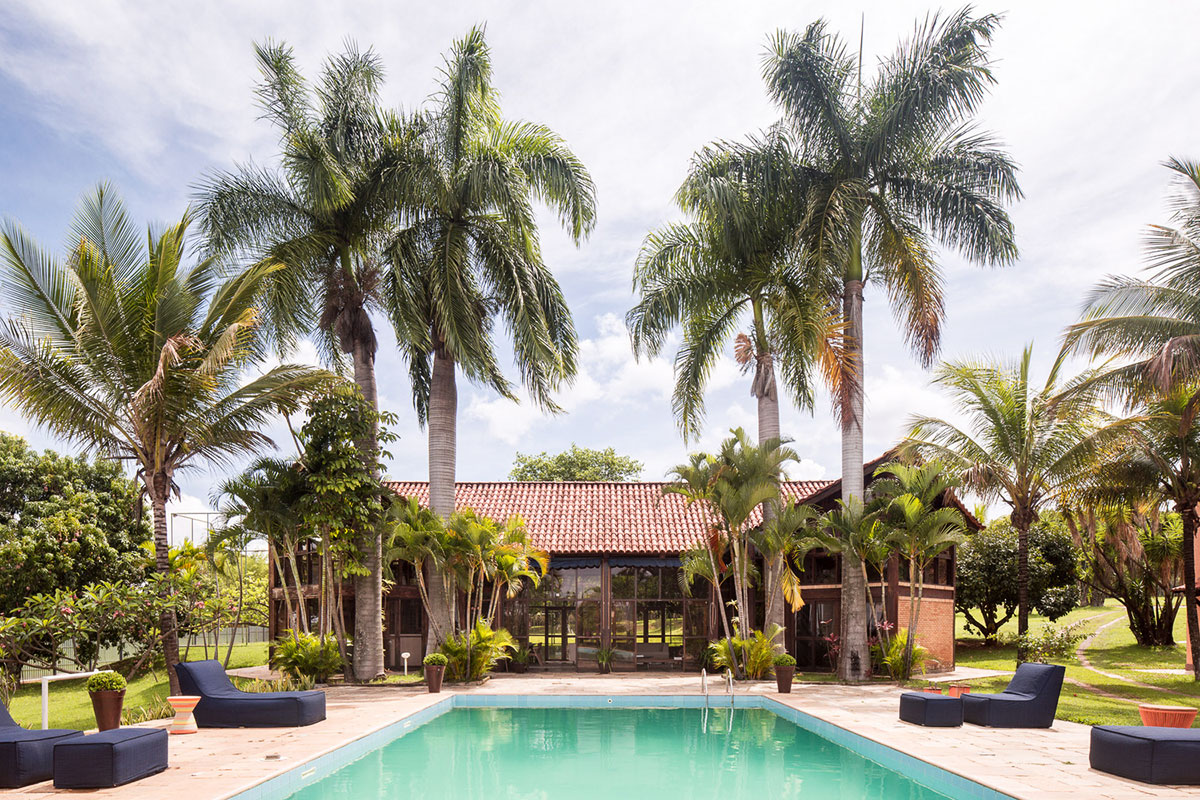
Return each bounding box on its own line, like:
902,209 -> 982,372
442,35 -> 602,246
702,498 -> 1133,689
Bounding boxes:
229,694 -> 1016,800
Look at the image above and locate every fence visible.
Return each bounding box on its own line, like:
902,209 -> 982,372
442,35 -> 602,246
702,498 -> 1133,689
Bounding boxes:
17,625 -> 270,682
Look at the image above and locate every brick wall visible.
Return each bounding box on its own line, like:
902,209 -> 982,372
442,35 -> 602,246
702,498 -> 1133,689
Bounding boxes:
895,595 -> 955,671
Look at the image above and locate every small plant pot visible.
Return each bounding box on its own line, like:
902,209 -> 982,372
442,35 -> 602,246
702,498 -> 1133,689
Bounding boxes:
89,689 -> 126,731
425,665 -> 445,693
511,662 -> 528,674
774,666 -> 795,694
598,663 -> 612,675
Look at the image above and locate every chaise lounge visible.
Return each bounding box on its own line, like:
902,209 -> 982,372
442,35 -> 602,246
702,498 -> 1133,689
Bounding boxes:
174,660 -> 326,728
0,701 -> 81,788
962,662 -> 1065,728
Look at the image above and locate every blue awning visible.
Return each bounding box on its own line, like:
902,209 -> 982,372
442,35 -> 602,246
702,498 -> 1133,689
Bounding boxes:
607,556 -> 682,568
548,557 -> 602,569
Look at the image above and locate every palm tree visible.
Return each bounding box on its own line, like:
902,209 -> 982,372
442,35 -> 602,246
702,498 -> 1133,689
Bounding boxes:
386,27 -> 595,647
762,9 -> 1021,679
1063,158 -> 1200,677
0,186 -> 328,692
901,346 -> 1118,655
815,495 -> 893,655
752,498 -> 821,635
197,40 -> 416,680
870,461 -> 969,677
628,131 -> 846,444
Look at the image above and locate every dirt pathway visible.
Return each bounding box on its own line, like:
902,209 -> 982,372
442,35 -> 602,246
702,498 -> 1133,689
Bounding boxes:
1074,611 -> 1196,701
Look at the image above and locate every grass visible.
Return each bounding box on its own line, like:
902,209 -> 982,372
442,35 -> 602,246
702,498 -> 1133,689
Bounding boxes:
954,600 -> 1200,726
8,643 -> 269,731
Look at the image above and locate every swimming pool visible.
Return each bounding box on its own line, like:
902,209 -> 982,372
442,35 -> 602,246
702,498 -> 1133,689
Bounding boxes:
231,696 -> 1014,800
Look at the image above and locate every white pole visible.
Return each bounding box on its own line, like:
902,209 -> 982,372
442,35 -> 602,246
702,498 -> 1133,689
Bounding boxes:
40,677 -> 49,730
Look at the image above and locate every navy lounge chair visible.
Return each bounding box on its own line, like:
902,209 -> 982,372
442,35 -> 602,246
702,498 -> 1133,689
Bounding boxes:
174,660 -> 325,728
53,727 -> 168,789
0,701 -> 82,788
962,662 -> 1065,728
1090,725 -> 1200,785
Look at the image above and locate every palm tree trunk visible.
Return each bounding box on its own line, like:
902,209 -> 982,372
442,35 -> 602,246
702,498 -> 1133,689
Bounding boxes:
270,544 -> 296,638
1178,501 -> 1200,680
223,555 -> 244,668
150,474 -> 182,695
426,340 -> 458,652
1013,506 -> 1033,661
755,345 -> 787,636
286,548 -> 309,635
350,336 -> 384,681
905,558 -> 919,679
838,276 -> 869,681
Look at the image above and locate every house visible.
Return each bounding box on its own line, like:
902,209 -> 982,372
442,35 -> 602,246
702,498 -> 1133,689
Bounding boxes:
268,455 -> 975,673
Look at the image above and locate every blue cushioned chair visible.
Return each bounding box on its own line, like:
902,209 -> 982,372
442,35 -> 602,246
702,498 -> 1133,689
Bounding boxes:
1090,726 -> 1200,785
0,701 -> 81,788
174,660 -> 326,728
53,727 -> 167,788
962,662 -> 1065,728
899,692 -> 963,727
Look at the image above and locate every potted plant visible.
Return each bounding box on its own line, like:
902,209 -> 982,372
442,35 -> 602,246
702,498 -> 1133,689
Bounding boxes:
423,653 -> 448,693
86,671 -> 127,731
509,644 -> 532,674
596,646 -> 616,675
772,654 -> 797,694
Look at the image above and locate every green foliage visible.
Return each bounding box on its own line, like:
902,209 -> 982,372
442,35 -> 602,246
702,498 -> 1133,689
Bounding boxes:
121,696 -> 172,725
772,653 -> 796,667
956,515 -> 1080,643
509,444 -> 643,482
871,628 -> 929,679
595,646 -> 616,668
0,433 -> 150,612
422,653 -> 448,667
270,631 -> 344,682
86,671 -> 126,692
709,626 -> 784,680
437,622 -> 516,682
509,643 -> 533,666
1016,622 -> 1084,664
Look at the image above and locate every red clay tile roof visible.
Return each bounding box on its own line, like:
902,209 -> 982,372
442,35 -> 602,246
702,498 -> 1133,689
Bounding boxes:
384,480 -> 833,555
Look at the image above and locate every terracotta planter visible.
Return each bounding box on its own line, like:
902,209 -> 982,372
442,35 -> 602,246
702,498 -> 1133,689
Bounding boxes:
1138,704 -> 1198,728
510,661 -> 528,674
89,689 -> 125,731
598,662 -> 612,675
948,684 -> 971,698
425,665 -> 445,693
774,665 -> 795,694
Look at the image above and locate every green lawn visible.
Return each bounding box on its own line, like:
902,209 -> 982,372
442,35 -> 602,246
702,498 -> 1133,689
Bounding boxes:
8,643 -> 269,731
954,601 -> 1199,726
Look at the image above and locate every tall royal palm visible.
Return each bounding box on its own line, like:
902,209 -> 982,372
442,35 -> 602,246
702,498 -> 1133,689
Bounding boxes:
0,186 -> 328,693
387,28 -> 595,646
762,9 -> 1021,679
901,346 -> 1117,656
1064,158 -> 1200,678
198,41 -> 414,679
629,132 -> 846,633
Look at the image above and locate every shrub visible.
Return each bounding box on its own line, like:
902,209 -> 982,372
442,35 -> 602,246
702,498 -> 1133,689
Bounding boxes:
438,622 -> 516,682
86,671 -> 126,692
1016,622 -> 1083,663
121,696 -> 172,725
870,628 -> 928,679
270,631 -> 343,682
709,625 -> 783,679
772,653 -> 796,667
509,643 -> 533,666
423,653 -> 448,667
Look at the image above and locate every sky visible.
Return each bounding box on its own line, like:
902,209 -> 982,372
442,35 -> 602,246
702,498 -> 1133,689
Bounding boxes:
0,1 -> 1197,541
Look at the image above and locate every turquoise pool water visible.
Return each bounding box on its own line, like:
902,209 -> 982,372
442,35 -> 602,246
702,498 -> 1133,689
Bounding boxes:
286,706 -> 955,799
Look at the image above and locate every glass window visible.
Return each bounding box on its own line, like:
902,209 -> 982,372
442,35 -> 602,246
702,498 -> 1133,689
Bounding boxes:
660,567 -> 684,598
610,600 -> 635,638
637,567 -> 659,599
577,567 -> 602,600
611,567 -> 636,599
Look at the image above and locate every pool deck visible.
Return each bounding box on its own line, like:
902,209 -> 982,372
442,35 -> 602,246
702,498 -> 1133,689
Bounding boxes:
3,673 -> 1190,799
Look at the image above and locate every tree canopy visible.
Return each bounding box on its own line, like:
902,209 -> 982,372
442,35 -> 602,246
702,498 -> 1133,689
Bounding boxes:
509,444 -> 643,482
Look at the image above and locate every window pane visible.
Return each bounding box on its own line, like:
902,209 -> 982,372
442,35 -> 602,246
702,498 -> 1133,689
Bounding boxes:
578,601 -> 601,637
684,601 -> 707,637
660,567 -> 683,598
611,567 -> 636,599
577,567 -> 602,600
637,567 -> 659,599
664,601 -> 683,646
610,600 -> 635,637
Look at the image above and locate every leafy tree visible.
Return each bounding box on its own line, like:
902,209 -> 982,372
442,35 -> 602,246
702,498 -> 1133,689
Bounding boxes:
1063,159 -> 1200,677
0,186 -> 327,693
509,444 -> 643,482
386,28 -> 595,648
0,433 -> 150,611
903,345 -> 1119,657
814,495 -> 894,653
197,40 -> 415,680
762,9 -> 1020,680
956,516 -> 1079,644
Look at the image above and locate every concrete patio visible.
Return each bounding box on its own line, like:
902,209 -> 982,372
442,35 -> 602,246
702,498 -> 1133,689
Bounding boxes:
2,673 -> 1191,799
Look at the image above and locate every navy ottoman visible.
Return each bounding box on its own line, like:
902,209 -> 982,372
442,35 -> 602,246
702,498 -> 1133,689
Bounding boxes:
1090,726 -> 1200,785
53,728 -> 168,788
0,728 -> 82,787
899,692 -> 963,727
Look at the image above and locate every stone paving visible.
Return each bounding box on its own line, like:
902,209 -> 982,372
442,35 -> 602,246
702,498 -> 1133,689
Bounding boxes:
3,673 -> 1193,799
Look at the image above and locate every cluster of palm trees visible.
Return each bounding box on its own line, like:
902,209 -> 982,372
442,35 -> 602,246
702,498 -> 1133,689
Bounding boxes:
632,9 -> 1020,679
902,158 -> 1200,677
0,27 -> 593,686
